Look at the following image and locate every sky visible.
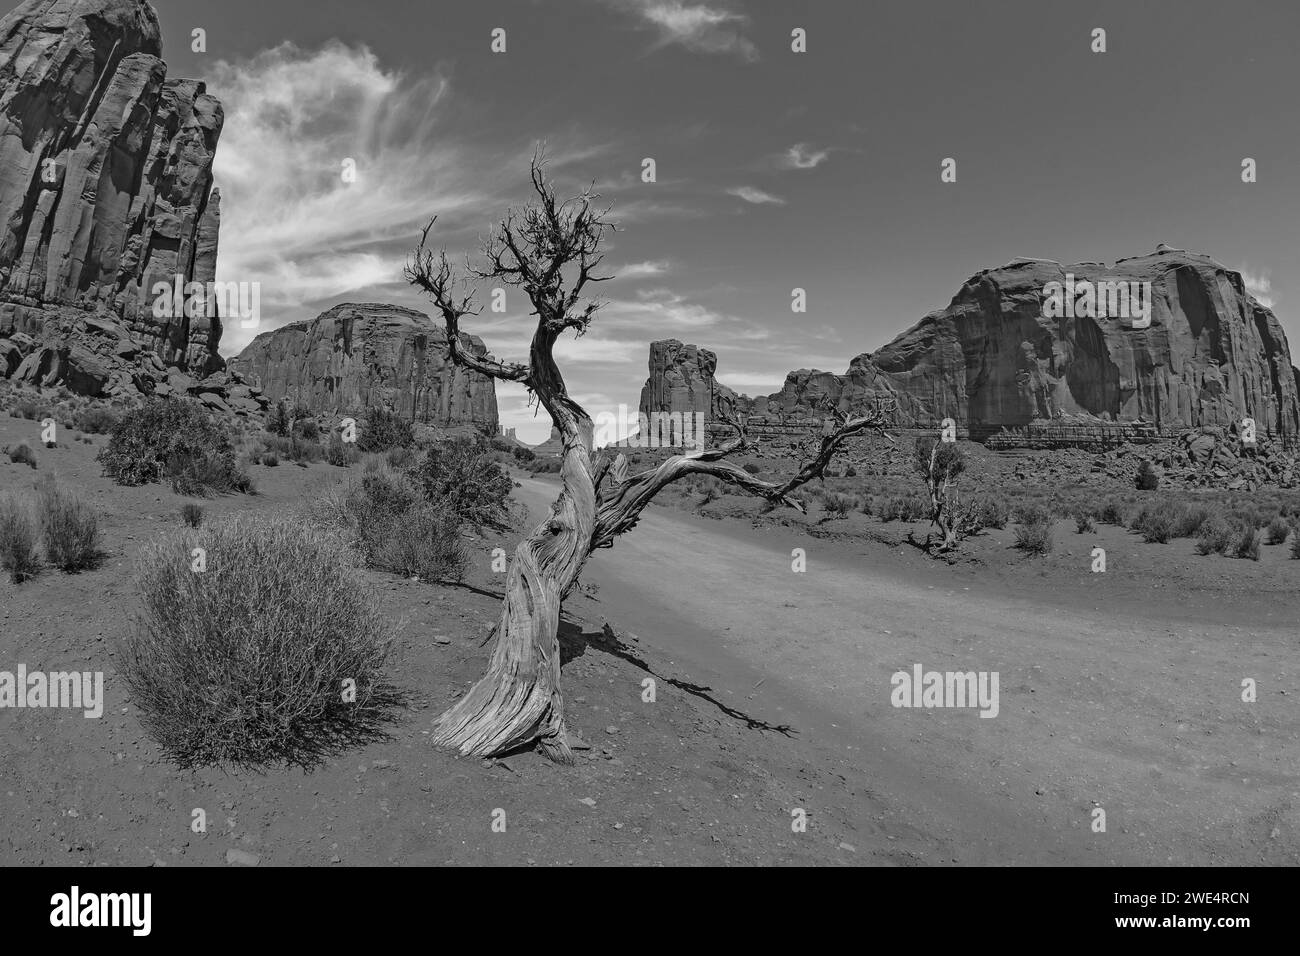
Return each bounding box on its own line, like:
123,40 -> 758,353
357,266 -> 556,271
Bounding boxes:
138,0 -> 1300,443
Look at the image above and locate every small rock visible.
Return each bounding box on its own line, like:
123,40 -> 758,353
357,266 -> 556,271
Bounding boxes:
578,797 -> 597,807
225,848 -> 260,867
605,725 -> 619,735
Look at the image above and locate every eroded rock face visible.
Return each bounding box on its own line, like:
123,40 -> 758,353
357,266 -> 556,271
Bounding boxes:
230,303 -> 499,434
0,0 -> 254,406
748,249 -> 1300,437
638,338 -> 741,419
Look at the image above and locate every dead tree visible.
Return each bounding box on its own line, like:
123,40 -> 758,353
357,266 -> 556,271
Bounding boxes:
914,436 -> 968,552
406,151 -> 891,762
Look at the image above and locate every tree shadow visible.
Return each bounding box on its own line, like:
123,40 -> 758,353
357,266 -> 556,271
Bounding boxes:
557,618 -> 796,738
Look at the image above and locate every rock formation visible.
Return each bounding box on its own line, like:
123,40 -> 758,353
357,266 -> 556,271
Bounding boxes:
0,0 -> 264,412
638,339 -> 740,420
230,303 -> 499,434
648,248 -> 1299,439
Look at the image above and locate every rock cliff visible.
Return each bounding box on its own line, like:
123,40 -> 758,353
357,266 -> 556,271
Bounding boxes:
648,248 -> 1300,439
230,303 -> 499,433
0,0 -> 261,411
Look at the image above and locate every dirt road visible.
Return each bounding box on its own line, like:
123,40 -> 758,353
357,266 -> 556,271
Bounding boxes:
519,477 -> 1300,865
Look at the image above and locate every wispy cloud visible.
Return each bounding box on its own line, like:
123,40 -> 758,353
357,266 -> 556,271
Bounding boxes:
616,259 -> 672,279
1239,265 -> 1276,308
779,143 -> 830,170
604,0 -> 758,61
727,185 -> 785,205
209,41 -> 508,353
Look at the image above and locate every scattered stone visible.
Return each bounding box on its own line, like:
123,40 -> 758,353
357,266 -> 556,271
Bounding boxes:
225,848 -> 260,867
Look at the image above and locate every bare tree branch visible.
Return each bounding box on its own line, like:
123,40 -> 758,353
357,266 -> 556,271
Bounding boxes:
405,218 -> 532,383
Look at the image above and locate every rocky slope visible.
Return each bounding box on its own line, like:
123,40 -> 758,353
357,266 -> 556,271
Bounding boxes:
751,248 -> 1300,438
0,0 -> 264,412
230,303 -> 499,433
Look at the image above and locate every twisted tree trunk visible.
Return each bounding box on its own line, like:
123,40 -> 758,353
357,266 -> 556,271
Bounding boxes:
431,428 -> 595,763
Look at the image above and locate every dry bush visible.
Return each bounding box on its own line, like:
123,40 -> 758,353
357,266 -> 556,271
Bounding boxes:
100,398 -> 253,495
1131,501 -> 1178,543
1195,518 -> 1234,556
5,442 -> 37,468
314,465 -> 467,583
325,432 -> 361,467
35,478 -> 102,572
822,491 -> 857,519
1074,510 -> 1096,533
1098,498 -> 1127,525
1265,516 -> 1290,545
122,515 -> 399,769
179,503 -> 204,528
1013,505 -> 1054,554
1232,526 -> 1261,560
0,495 -> 40,583
975,497 -> 1010,529
416,438 -> 511,527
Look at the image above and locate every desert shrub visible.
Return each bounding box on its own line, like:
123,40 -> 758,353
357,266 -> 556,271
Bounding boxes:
99,398 -> 252,495
823,491 -> 857,519
526,456 -> 561,474
1265,516 -> 1290,545
877,497 -> 901,522
262,453 -> 279,467
165,448 -> 255,497
320,466 -> 467,583
72,405 -> 122,435
1074,510 -> 1096,534
0,496 -> 41,583
325,432 -> 360,467
415,438 -> 511,526
742,461 -> 761,475
1232,527 -> 1261,560
975,497 -> 1010,529
1131,501 -> 1178,543
122,516 -> 397,768
35,478 -> 101,571
6,442 -> 37,468
900,495 -> 927,521
387,445 -> 417,469
696,475 -> 723,504
295,418 -> 320,441
179,503 -> 204,528
1135,459 -> 1160,490
1013,505 -> 1053,554
15,401 -> 43,420
1194,518 -> 1234,556
858,495 -> 874,516
1098,499 -> 1127,525
358,407 -> 415,454
1172,504 -> 1213,538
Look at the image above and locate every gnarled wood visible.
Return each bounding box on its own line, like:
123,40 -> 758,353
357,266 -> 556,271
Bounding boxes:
410,153 -> 893,762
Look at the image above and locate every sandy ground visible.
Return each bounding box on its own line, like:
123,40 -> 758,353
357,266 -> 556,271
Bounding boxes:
523,477 -> 1300,865
1,413 -> 1296,866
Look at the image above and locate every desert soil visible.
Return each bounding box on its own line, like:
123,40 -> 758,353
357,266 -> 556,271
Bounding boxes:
1,417 -> 1296,865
